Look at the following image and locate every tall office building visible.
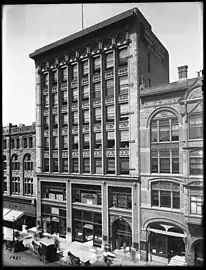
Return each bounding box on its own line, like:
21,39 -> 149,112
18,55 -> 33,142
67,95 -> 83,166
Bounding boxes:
29,7 -> 169,254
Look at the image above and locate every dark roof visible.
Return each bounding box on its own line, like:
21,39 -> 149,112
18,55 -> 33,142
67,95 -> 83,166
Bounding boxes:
29,8 -> 143,60
140,77 -> 199,97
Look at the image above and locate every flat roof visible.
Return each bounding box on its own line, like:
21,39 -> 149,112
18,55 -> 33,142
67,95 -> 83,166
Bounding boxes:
29,8 -> 148,59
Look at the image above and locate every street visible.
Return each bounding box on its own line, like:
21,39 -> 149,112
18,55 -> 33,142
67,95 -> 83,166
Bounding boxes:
3,249 -> 63,267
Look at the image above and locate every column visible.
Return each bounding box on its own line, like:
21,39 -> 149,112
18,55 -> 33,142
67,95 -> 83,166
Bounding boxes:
19,154 -> 24,196
35,63 -> 43,173
36,178 -> 42,224
67,63 -> 71,173
57,66 -> 61,172
77,60 -> 82,173
88,56 -> 94,173
66,180 -> 72,242
102,182 -> 109,249
113,46 -> 119,174
48,69 -> 53,172
100,51 -> 106,174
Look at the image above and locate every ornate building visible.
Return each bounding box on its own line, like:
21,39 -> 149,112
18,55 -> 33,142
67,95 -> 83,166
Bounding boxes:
3,123 -> 36,230
139,66 -> 203,265
29,8 -> 169,254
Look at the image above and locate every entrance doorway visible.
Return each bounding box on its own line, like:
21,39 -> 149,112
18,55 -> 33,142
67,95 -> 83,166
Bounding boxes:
193,239 -> 204,266
112,218 -> 132,250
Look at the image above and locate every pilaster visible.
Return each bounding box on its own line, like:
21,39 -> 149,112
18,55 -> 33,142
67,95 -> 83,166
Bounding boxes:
102,182 -> 109,248
77,61 -> 82,173
57,67 -> 61,172
66,180 -> 72,242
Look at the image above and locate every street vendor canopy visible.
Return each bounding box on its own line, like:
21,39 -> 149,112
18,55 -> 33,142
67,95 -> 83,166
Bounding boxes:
3,208 -> 12,216
3,209 -> 24,222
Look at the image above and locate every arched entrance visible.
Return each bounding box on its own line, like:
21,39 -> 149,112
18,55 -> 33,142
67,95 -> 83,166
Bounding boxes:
191,239 -> 204,266
147,222 -> 186,264
112,218 -> 132,250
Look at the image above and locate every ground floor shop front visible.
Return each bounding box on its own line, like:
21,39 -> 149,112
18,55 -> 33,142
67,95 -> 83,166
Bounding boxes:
36,176 -> 140,252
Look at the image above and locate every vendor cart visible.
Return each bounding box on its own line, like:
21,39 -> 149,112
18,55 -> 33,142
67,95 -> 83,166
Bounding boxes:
3,227 -> 26,253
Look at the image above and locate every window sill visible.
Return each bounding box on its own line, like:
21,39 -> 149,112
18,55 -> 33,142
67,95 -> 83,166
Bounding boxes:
149,206 -> 181,213
109,207 -> 132,212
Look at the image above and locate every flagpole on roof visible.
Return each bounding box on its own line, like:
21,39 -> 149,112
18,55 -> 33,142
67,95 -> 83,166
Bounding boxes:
81,4 -> 84,30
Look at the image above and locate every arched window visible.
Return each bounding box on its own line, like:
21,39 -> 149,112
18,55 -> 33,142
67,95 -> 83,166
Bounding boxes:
3,156 -> 7,171
189,150 -> 203,175
24,154 -> 33,171
11,155 -> 20,170
151,181 -> 180,209
188,103 -> 203,139
150,111 -> 179,174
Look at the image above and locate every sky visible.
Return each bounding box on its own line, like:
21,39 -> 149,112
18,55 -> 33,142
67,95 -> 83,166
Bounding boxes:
2,3 -> 203,126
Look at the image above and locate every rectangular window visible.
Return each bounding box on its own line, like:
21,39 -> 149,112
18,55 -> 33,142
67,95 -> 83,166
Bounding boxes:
62,91 -> 67,105
106,105 -> 114,122
43,73 -> 49,87
44,95 -> 49,107
106,79 -> 114,97
29,137 -> 33,148
190,157 -> 203,175
62,135 -> 68,149
94,107 -> 101,123
83,158 -> 90,173
23,137 -> 27,148
120,130 -> 129,148
10,138 -> 14,149
44,158 -> 49,172
120,157 -> 129,175
189,114 -> 203,139
3,177 -> 7,193
61,67 -> 67,82
148,79 -> 151,87
151,120 -> 158,142
190,195 -> 203,215
151,150 -> 158,173
72,88 -> 78,101
52,70 -> 57,85
151,189 -> 159,206
72,135 -> 78,149
119,75 -> 128,95
118,47 -> 128,66
95,132 -> 102,149
72,64 -> 78,80
62,113 -> 68,127
120,103 -> 129,121
53,136 -> 58,149
83,110 -> 89,124
82,85 -> 89,100
44,116 -> 49,129
106,52 -> 113,69
171,118 -> 179,141
173,191 -> 180,209
52,114 -> 58,129
16,138 -> 20,149
72,158 -> 79,173
53,158 -> 58,172
93,83 -> 101,99
172,149 -> 179,174
160,190 -> 171,207
82,60 -> 88,76
62,158 -> 68,172
107,158 -> 115,174
159,119 -> 170,141
52,93 -> 58,107
24,178 -> 33,196
44,137 -> 49,150
3,140 -> 7,150
93,56 -> 100,72
11,177 -> 20,194
95,158 -> 102,174
72,111 -> 78,125
83,134 -> 90,149
107,131 -> 115,148
159,150 -> 170,173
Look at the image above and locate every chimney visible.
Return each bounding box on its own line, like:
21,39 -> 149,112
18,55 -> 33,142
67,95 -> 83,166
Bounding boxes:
178,65 -> 188,80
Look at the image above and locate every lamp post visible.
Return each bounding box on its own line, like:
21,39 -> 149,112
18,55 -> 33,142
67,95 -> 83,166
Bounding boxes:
13,216 -> 15,241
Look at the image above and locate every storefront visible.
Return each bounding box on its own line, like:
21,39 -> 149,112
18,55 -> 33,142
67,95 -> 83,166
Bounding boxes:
147,223 -> 186,264
41,182 -> 67,238
72,209 -> 102,247
41,204 -> 67,237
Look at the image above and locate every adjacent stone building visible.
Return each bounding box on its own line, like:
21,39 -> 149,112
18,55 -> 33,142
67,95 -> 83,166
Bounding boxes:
3,123 -> 37,230
29,7 -> 169,254
139,67 -> 203,265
